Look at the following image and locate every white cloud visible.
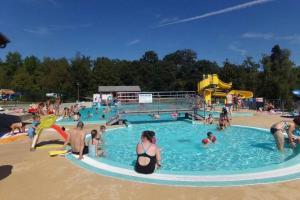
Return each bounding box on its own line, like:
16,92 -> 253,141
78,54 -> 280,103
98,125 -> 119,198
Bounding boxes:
23,23 -> 93,35
23,27 -> 50,35
126,39 -> 140,46
158,17 -> 179,25
242,32 -> 274,39
229,44 -> 247,56
242,32 -> 300,43
158,0 -> 273,27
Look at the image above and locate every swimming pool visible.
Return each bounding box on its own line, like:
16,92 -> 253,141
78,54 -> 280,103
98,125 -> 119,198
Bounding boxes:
57,106 -> 117,125
66,121 -> 300,187
56,104 -> 253,125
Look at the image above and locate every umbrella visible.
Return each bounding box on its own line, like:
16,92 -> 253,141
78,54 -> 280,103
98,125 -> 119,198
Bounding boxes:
0,89 -> 15,95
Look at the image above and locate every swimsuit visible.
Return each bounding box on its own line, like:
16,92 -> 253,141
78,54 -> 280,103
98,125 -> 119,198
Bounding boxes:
135,142 -> 157,174
72,146 -> 89,155
270,122 -> 289,134
88,140 -> 98,157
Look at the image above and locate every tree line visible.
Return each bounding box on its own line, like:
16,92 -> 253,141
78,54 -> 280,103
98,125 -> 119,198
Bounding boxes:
0,44 -> 299,106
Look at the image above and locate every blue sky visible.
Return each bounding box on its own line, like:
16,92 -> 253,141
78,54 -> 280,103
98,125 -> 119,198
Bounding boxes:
1,0 -> 300,65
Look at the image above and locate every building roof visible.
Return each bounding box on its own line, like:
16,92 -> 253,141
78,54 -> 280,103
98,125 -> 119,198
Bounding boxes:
98,86 -> 141,93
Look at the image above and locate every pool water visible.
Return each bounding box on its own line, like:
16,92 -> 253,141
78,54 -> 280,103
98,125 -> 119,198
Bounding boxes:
57,104 -> 253,125
99,121 -> 296,173
58,106 -> 117,124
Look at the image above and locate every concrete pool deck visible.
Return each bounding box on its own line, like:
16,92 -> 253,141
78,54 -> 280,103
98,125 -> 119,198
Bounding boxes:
1,112 -> 299,200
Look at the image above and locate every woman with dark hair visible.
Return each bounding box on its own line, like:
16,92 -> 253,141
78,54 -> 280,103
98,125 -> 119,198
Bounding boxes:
135,130 -> 161,174
88,129 -> 100,157
270,117 -> 300,151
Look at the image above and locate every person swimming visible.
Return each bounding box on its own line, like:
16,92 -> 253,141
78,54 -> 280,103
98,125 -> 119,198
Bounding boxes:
87,111 -> 93,118
202,132 -> 216,145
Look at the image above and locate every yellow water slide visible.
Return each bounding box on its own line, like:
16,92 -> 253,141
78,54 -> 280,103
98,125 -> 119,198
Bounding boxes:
228,90 -> 253,99
197,74 -> 253,103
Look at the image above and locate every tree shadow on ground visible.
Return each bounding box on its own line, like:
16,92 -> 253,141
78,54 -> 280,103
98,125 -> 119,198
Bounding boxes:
0,165 -> 13,181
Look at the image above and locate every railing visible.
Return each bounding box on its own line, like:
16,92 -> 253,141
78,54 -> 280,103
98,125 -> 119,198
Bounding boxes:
116,91 -> 196,103
116,91 -> 200,116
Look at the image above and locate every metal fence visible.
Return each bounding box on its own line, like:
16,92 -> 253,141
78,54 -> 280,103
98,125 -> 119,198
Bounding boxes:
116,91 -> 198,115
243,98 -> 290,112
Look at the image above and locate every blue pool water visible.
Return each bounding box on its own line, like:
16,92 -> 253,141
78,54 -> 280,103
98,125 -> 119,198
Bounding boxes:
98,121 -> 297,173
57,104 -> 253,125
58,106 -> 117,124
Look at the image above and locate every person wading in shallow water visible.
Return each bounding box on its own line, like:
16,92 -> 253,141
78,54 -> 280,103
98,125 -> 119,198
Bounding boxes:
270,117 -> 300,151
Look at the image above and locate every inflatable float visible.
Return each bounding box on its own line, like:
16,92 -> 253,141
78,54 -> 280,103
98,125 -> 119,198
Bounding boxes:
48,150 -> 68,156
31,115 -> 68,150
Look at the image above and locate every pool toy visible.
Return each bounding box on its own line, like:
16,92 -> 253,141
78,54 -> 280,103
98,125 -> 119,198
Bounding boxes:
202,138 -> 209,144
31,115 -> 68,150
202,136 -> 216,144
48,150 -> 68,156
197,74 -> 253,103
36,144 -> 63,150
211,136 -> 216,143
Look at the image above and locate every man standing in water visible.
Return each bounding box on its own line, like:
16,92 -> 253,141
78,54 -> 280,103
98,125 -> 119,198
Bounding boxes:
63,121 -> 88,159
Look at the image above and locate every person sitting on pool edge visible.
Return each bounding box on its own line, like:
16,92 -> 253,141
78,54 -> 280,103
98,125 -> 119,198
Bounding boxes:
135,130 -> 161,174
205,114 -> 214,124
63,121 -> 88,159
270,117 -> 300,151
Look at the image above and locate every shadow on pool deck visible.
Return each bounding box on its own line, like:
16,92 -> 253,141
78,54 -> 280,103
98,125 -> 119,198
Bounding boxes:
36,139 -> 64,147
0,165 -> 13,181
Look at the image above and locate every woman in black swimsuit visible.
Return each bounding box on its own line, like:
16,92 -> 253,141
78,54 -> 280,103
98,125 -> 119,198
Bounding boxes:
135,131 -> 161,174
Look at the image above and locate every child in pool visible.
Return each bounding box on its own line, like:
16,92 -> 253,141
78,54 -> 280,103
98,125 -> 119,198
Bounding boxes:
87,111 -> 93,118
202,132 -> 216,145
88,130 -> 101,157
218,112 -> 226,130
